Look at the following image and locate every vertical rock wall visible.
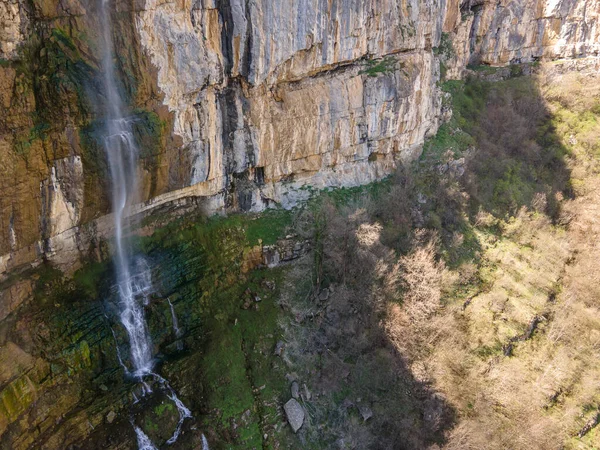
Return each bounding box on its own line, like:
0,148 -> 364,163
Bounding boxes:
444,0 -> 600,73
0,0 -> 599,276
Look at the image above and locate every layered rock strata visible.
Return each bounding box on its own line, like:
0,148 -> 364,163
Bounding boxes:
0,0 -> 598,276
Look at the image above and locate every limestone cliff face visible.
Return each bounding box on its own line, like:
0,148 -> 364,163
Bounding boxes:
0,0 -> 599,447
135,0 -> 445,213
444,0 -> 600,74
0,0 -> 599,278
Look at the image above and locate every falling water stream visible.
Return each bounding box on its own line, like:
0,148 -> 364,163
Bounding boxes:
98,0 -> 202,447
168,299 -> 184,351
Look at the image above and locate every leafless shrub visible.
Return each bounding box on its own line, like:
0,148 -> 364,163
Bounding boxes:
400,235 -> 445,323
531,192 -> 548,213
384,233 -> 446,358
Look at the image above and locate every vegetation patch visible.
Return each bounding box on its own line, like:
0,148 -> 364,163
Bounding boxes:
267,67 -> 600,450
434,32 -> 455,59
359,56 -> 400,77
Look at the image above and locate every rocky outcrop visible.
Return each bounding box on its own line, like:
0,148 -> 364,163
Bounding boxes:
0,0 -> 28,59
135,0 -> 445,211
0,0 -> 599,278
444,0 -> 600,74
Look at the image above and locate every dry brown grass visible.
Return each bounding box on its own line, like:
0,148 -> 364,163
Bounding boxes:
279,67 -> 600,449
429,68 -> 600,450
384,233 -> 447,361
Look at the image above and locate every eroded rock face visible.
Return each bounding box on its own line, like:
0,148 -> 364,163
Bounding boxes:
444,0 -> 600,74
135,0 -> 445,212
0,0 -> 598,279
0,0 -> 28,59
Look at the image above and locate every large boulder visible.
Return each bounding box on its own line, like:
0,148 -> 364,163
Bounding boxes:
283,398 -> 304,433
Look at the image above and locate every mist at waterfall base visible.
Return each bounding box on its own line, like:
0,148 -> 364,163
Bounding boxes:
96,1 -> 205,448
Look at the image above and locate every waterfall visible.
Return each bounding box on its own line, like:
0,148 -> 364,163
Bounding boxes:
168,298 -> 184,350
134,426 -> 158,450
98,1 -> 203,448
99,0 -> 154,377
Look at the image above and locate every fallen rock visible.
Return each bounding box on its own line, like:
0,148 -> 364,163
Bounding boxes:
291,381 -> 300,399
262,279 -> 275,290
318,289 -> 329,302
448,158 -> 466,178
274,341 -> 285,356
358,404 -> 373,422
106,410 -> 116,424
284,398 -> 305,433
285,372 -> 299,382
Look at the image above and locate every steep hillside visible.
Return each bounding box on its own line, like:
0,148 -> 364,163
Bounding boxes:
0,59 -> 599,449
1,0 -> 600,448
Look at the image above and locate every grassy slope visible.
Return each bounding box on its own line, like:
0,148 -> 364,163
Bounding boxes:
139,210 -> 297,448
428,70 -> 600,450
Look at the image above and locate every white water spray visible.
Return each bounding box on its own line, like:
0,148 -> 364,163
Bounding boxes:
134,425 -> 158,450
99,0 -> 154,377
98,1 -> 203,448
202,434 -> 210,450
168,299 -> 184,350
168,299 -> 181,338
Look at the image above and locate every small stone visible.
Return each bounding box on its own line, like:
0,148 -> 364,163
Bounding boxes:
318,289 -> 329,302
263,433 -> 268,440
284,398 -> 305,433
254,295 -> 262,302
262,280 -> 275,290
358,405 -> 373,422
291,381 -> 300,399
106,410 -> 116,424
285,372 -> 298,382
99,384 -> 108,392
274,341 -> 285,356
341,398 -> 354,409
302,384 -> 312,401
241,409 -> 251,424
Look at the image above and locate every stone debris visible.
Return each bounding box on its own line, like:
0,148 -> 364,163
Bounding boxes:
291,381 -> 300,399
318,289 -> 329,302
274,341 -> 285,356
358,405 -> 373,422
263,239 -> 310,268
284,398 -> 305,433
106,410 -> 117,424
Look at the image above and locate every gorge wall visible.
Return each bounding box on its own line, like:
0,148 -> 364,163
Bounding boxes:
1,0 -> 599,448
0,0 -> 598,279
